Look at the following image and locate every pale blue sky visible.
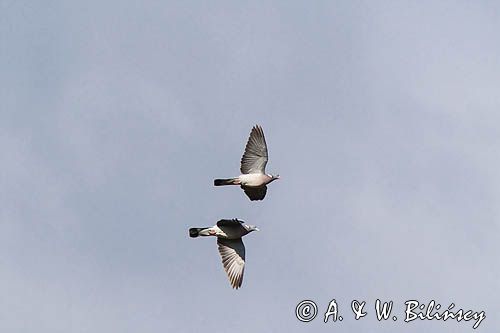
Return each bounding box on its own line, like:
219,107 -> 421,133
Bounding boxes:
1,1 -> 499,332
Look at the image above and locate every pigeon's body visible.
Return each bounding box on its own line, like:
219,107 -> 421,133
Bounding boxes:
238,173 -> 273,187
214,125 -> 279,201
189,219 -> 258,289
194,221 -> 251,239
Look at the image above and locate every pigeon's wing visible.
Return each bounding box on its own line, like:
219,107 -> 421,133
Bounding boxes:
216,219 -> 244,227
243,186 -> 267,201
217,238 -> 246,289
240,125 -> 268,174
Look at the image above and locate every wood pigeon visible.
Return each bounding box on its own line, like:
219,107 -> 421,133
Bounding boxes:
214,125 -> 279,200
189,219 -> 259,289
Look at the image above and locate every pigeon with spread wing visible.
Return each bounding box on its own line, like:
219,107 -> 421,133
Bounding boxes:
214,125 -> 279,201
189,219 -> 259,289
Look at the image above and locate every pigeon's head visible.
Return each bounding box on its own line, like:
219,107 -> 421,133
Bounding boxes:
246,225 -> 260,233
268,174 -> 280,182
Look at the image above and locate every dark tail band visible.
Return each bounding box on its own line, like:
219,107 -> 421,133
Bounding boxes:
189,228 -> 204,238
214,178 -> 238,186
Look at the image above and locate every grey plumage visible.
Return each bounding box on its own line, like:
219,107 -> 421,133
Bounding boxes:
240,125 -> 268,174
217,238 -> 245,289
243,186 -> 267,201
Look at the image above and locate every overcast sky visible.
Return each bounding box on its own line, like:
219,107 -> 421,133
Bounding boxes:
1,1 -> 499,332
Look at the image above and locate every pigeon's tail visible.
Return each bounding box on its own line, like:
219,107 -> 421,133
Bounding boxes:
189,227 -> 208,238
214,178 -> 239,186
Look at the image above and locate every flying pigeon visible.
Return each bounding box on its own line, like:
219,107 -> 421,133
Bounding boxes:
214,125 -> 279,200
189,219 -> 259,289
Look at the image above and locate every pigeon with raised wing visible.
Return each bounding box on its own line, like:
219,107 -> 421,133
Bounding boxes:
189,219 -> 259,289
214,125 -> 279,201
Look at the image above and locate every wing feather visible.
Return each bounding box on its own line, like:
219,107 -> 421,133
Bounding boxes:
243,186 -> 267,201
240,125 -> 268,174
216,219 -> 244,227
217,238 -> 245,289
